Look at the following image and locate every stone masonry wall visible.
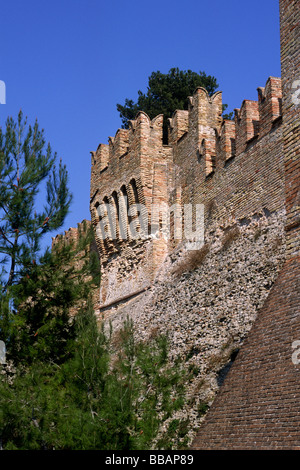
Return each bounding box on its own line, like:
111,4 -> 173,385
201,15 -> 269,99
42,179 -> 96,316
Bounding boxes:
104,208 -> 286,446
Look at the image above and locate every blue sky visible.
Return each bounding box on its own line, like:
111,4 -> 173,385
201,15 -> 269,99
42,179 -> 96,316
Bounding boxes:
0,0 -> 281,251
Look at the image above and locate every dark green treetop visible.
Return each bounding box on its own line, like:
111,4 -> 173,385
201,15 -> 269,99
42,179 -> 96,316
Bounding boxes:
117,68 -> 233,142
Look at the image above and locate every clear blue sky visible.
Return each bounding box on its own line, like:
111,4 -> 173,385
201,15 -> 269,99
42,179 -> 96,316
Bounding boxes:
0,0 -> 281,251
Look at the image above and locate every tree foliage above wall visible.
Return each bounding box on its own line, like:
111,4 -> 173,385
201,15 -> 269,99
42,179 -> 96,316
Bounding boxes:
117,68 -> 233,143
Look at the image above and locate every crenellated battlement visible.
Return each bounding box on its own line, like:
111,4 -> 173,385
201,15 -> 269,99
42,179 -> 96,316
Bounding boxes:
90,75 -> 284,311
257,76 -> 282,136
219,118 -> 236,162
168,88 -> 223,147
233,76 -> 282,155
167,77 -> 282,171
52,219 -> 91,249
234,99 -> 260,154
166,76 -> 282,174
167,109 -> 189,144
91,111 -> 163,188
189,87 -> 223,130
91,76 -> 282,201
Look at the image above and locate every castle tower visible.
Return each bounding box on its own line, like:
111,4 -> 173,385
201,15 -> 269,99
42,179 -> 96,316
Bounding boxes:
90,112 -> 174,311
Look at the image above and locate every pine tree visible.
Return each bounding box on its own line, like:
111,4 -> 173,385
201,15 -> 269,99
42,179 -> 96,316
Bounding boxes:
117,68 -> 233,143
0,112 -> 191,451
0,307 -> 189,450
0,110 -> 72,291
117,68 -> 219,128
1,222 -> 100,366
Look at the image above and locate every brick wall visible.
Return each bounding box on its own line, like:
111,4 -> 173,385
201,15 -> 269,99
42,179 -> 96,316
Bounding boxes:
281,0 -> 300,257
191,256 -> 300,449
90,112 -> 174,308
172,77 -> 284,228
191,0 -> 300,449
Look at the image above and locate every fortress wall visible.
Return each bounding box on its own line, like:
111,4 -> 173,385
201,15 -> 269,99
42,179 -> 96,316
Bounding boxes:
191,254 -> 300,449
87,0 -> 299,448
91,78 -> 286,335
192,0 -> 300,449
102,204 -> 286,446
280,0 -> 300,257
92,82 -> 288,447
92,76 -> 284,297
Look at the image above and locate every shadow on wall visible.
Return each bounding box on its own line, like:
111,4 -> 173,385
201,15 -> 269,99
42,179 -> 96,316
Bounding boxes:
216,348 -> 240,387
